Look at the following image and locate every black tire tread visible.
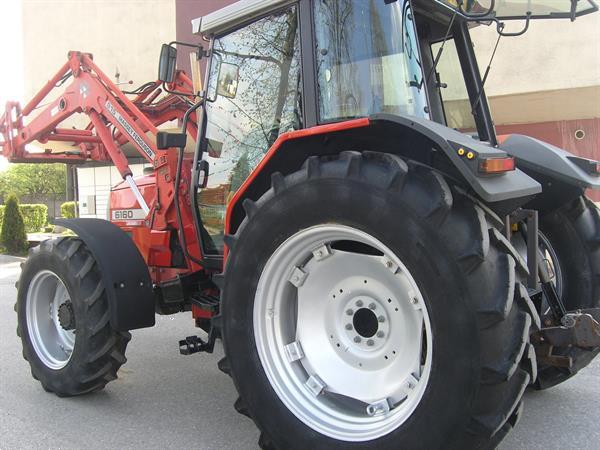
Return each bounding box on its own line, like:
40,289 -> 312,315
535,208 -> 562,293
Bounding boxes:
535,196 -> 600,389
16,237 -> 130,396
224,152 -> 539,449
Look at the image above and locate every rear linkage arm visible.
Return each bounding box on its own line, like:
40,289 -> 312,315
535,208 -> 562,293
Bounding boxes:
508,209 -> 600,361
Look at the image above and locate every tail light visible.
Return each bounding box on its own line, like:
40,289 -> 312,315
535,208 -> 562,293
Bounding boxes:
479,157 -> 515,174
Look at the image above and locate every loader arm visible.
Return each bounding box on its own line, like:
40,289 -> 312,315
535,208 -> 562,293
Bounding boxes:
0,51 -> 205,271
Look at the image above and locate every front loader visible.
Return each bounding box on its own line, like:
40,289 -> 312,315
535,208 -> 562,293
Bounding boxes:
2,1 -> 600,448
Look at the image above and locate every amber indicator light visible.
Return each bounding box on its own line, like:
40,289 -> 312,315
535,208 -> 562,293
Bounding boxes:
479,157 -> 515,174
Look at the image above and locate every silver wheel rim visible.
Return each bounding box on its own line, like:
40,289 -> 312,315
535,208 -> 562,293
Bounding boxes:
26,270 -> 75,369
254,225 -> 433,442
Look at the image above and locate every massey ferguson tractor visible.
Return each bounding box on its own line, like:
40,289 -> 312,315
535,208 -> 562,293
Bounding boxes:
1,0 -> 599,448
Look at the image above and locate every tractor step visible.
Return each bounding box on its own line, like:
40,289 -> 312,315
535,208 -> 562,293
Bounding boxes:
178,315 -> 221,355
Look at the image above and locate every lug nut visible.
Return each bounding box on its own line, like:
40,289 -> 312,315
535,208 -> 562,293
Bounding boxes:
385,260 -> 393,268
346,309 -> 353,316
367,339 -> 375,346
354,336 -> 361,343
356,300 -> 363,307
378,316 -> 385,323
345,324 -> 353,330
369,303 -> 376,310
411,297 -> 418,304
377,331 -> 384,338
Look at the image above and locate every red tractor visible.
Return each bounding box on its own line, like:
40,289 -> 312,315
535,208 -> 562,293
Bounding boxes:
2,1 -> 599,448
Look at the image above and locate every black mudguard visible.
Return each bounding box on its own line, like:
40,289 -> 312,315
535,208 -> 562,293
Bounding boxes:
53,218 -> 155,331
371,114 -> 542,202
500,134 -> 600,190
226,113 -> 543,233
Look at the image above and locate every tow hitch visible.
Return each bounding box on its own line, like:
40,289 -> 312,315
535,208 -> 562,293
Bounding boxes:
533,308 -> 600,349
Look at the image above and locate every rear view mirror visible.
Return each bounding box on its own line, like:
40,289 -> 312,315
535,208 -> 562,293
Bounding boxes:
158,44 -> 177,83
216,62 -> 239,99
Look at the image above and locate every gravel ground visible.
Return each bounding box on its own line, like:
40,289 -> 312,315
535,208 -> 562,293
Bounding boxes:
0,254 -> 598,449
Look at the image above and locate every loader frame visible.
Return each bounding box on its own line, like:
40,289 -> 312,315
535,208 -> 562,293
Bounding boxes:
0,51 -> 207,275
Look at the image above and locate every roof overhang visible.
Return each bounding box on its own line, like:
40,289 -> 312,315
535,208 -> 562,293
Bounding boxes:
192,0 -> 295,37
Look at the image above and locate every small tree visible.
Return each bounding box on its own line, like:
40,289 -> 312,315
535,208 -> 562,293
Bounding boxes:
1,194 -> 28,254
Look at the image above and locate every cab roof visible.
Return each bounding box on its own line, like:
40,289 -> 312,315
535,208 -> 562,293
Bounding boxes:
192,0 -> 294,37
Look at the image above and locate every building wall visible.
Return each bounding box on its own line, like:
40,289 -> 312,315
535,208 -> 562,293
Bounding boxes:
175,0 -> 236,75
470,13 -> 600,100
22,0 -> 177,127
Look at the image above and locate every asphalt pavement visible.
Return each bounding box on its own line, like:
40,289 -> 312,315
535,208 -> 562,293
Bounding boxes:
0,254 -> 598,450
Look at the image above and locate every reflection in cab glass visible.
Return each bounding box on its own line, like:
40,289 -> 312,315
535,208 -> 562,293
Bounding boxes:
314,0 -> 429,121
200,7 -> 302,253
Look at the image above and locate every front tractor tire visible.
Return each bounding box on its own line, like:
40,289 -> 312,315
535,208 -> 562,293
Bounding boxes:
16,237 -> 130,396
221,152 -> 539,450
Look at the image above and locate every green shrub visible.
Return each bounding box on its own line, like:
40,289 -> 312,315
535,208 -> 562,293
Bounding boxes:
20,204 -> 48,232
1,194 -> 28,254
60,201 -> 76,219
0,203 -> 48,233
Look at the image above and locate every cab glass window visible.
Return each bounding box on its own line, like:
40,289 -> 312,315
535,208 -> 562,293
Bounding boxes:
200,6 -> 301,253
314,0 -> 429,122
431,39 -> 477,132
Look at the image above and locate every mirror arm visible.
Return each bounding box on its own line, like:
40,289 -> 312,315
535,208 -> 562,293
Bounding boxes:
168,41 -> 209,60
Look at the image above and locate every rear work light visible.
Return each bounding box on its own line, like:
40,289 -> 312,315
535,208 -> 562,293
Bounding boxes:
479,157 -> 515,174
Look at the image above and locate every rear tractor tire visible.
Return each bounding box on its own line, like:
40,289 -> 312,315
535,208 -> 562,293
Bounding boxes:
220,152 -> 539,450
533,197 -> 600,389
16,237 -> 130,396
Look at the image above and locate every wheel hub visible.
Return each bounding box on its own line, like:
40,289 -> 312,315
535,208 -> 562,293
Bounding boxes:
58,301 -> 75,331
342,293 -> 390,352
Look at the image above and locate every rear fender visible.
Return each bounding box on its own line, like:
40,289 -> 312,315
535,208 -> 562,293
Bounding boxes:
54,218 -> 155,331
225,114 -> 541,234
500,134 -> 600,211
500,134 -> 600,188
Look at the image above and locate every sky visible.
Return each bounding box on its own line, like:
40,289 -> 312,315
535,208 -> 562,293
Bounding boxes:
0,0 -> 23,171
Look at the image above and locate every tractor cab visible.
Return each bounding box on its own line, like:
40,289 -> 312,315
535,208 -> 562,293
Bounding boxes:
181,0 -> 598,254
